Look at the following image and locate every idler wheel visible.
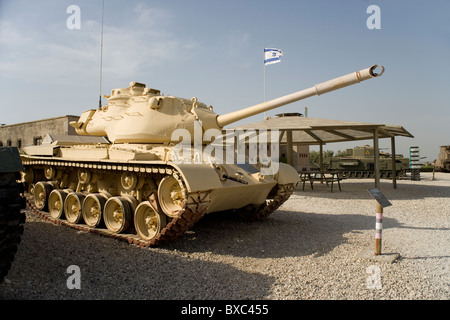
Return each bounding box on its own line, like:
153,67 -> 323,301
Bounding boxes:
48,189 -> 70,219
158,176 -> 185,218
64,192 -> 86,224
103,196 -> 135,233
82,193 -> 109,227
33,181 -> 54,211
134,201 -> 167,241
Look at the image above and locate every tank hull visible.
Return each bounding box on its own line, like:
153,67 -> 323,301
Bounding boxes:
21,143 -> 298,246
323,146 -> 410,179
21,155 -> 289,212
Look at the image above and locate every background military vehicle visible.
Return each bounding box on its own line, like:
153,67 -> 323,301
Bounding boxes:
323,145 -> 409,178
0,147 -> 26,283
20,65 -> 384,246
435,145 -> 450,172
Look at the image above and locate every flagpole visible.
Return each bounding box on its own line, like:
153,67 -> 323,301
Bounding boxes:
263,47 -> 283,119
264,48 -> 266,118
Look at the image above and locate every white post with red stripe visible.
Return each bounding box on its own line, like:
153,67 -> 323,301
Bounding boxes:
368,188 -> 392,256
375,203 -> 383,255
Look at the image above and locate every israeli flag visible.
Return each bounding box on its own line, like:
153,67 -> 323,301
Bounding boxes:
264,48 -> 283,66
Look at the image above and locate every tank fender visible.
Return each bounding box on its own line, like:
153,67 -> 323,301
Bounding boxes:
169,162 -> 299,192
169,163 -> 222,192
276,163 -> 300,184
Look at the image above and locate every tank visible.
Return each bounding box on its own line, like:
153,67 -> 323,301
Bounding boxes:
0,147 -> 26,283
435,145 -> 450,172
323,145 -> 410,178
21,65 -> 384,246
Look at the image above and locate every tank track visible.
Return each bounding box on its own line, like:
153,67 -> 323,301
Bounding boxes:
435,164 -> 450,173
26,195 -> 209,248
0,172 -> 26,283
236,183 -> 294,221
341,170 -> 407,179
25,184 -> 295,247
22,159 -> 211,248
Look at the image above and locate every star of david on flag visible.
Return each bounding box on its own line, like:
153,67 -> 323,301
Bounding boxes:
264,48 -> 283,66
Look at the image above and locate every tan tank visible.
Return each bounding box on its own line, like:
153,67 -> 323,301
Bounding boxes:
21,65 -> 384,246
435,145 -> 450,172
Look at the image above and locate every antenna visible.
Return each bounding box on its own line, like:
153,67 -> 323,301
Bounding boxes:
98,0 -> 104,109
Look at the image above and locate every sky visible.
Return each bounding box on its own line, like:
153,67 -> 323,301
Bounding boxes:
0,0 -> 449,161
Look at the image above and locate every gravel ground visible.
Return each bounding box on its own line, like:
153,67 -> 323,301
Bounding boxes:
0,172 -> 448,300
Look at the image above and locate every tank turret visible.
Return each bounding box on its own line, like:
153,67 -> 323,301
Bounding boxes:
70,65 -> 384,143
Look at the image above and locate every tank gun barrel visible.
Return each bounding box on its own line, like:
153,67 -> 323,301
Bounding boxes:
216,64 -> 384,127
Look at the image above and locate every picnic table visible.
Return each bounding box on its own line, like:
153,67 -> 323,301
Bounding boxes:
298,171 -> 343,193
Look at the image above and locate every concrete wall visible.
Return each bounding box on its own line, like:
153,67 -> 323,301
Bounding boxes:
0,115 -> 79,149
280,144 -> 310,172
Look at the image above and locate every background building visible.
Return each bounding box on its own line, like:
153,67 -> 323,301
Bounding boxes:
280,144 -> 310,172
0,115 -> 79,149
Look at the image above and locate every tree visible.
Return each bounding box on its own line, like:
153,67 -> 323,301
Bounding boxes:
335,149 -> 351,157
309,150 -> 334,165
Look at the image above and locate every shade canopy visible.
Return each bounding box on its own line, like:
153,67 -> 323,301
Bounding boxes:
231,115 -> 413,145
231,114 -> 414,190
